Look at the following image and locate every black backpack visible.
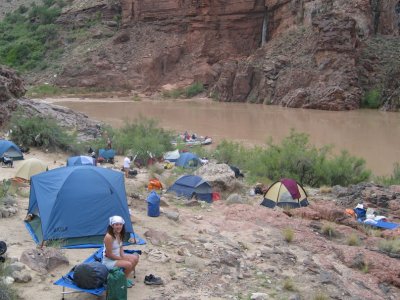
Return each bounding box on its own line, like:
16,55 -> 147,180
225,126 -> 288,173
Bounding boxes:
73,262 -> 109,289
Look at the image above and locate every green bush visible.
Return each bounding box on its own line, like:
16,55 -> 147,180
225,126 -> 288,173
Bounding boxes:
162,82 -> 204,99
26,84 -> 64,97
213,130 -> 371,187
361,89 -> 381,109
0,179 -> 12,201
375,163 -> 400,185
185,82 -> 204,97
112,118 -> 174,161
0,0 -> 63,71
8,112 -> 78,152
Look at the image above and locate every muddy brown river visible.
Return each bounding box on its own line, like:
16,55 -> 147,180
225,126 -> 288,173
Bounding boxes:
46,97 -> 400,176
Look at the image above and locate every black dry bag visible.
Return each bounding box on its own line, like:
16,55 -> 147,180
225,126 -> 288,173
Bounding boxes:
73,262 -> 109,289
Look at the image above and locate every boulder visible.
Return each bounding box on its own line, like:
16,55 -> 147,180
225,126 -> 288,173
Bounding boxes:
194,163 -> 236,191
226,193 -> 245,205
144,229 -> 170,246
11,270 -> 32,283
20,248 -> 69,275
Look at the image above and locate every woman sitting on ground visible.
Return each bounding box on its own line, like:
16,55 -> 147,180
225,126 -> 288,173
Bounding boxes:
102,216 -> 139,288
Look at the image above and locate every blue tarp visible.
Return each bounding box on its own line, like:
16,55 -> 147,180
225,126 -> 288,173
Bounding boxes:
0,139 -> 23,159
98,149 -> 115,159
175,152 -> 200,168
360,219 -> 400,230
27,166 -> 134,245
167,175 -> 212,203
67,156 -> 96,166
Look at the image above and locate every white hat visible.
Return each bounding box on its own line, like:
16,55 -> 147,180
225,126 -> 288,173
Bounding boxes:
355,204 -> 364,209
109,216 -> 125,226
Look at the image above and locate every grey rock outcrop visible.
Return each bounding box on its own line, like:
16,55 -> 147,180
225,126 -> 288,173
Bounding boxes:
0,66 -> 26,127
20,248 -> 69,275
16,98 -> 102,141
194,163 -> 236,191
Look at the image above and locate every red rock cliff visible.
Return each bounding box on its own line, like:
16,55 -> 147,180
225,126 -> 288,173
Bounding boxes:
56,0 -> 400,110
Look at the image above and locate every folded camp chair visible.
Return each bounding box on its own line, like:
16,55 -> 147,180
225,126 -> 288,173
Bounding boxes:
54,247 -> 141,299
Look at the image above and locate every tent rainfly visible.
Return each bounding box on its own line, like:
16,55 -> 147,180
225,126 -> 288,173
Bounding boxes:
167,175 -> 212,203
15,158 -> 47,180
0,140 -> 23,160
25,166 -> 134,248
261,178 -> 309,209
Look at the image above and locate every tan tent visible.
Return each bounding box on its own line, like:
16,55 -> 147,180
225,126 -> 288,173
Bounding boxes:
15,158 -> 48,181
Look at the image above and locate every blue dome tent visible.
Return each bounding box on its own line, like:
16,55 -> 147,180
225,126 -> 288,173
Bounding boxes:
0,140 -> 23,160
167,175 -> 212,203
25,166 -> 142,248
175,152 -> 200,168
67,155 -> 96,166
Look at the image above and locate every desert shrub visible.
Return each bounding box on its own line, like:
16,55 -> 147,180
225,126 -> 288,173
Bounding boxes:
322,151 -> 371,186
9,112 -> 77,151
189,145 -> 212,160
112,118 -> 174,161
0,262 -> 18,300
378,239 -> 400,255
362,226 -> 383,237
361,88 -> 381,109
17,5 -> 29,14
162,82 -> 204,99
26,84 -> 64,97
213,130 -> 371,187
282,278 -> 297,291
162,88 -> 184,99
313,292 -> 329,300
321,223 -> 338,238
375,163 -> 400,185
185,82 -> 204,97
282,228 -> 294,243
346,233 -> 361,246
319,186 -> 332,193
0,179 -> 12,201
361,262 -> 370,273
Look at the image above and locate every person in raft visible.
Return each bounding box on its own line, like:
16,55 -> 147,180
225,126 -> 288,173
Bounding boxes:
102,216 -> 139,288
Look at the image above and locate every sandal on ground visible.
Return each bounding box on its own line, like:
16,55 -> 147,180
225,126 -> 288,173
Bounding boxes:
127,279 -> 134,288
144,274 -> 163,285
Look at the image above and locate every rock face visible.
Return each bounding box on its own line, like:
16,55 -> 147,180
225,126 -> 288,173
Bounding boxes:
211,0 -> 400,110
38,1 -> 400,110
16,98 -> 102,141
0,66 -> 26,127
0,66 -> 102,140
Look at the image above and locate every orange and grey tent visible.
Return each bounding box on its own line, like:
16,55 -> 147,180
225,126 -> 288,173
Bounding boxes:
261,178 -> 308,208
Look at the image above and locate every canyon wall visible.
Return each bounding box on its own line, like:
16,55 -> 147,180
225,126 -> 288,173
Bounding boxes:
54,0 -> 400,110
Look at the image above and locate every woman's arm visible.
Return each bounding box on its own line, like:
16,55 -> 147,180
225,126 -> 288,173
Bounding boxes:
104,234 -> 121,260
120,243 -> 125,258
